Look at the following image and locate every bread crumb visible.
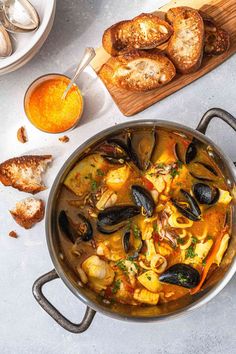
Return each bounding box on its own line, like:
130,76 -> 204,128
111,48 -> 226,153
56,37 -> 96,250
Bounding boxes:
59,136 -> 70,143
17,126 -> 28,143
9,230 -> 18,238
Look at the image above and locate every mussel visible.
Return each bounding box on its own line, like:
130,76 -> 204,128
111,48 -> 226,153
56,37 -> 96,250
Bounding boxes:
97,205 -> 140,226
131,185 -> 155,217
0,24 -> 12,58
97,221 -> 128,235
98,140 -> 129,164
185,142 -> 197,164
171,189 -> 201,221
0,0 -> 40,33
190,172 -> 214,182
193,183 -> 220,205
159,263 -> 200,288
122,229 -> 143,258
174,142 -> 184,163
194,162 -> 218,176
127,130 -> 157,171
58,210 -> 93,242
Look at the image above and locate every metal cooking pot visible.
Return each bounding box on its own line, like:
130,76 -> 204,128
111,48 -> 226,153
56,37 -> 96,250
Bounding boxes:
33,108 -> 236,333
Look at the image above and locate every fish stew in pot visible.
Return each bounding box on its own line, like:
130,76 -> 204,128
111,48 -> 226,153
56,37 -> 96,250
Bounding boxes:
56,127 -> 232,306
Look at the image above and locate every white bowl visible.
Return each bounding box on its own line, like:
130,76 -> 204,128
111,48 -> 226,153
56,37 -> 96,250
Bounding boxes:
0,0 -> 56,75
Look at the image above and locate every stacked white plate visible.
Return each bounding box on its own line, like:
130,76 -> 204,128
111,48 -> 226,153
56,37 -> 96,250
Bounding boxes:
0,0 -> 56,75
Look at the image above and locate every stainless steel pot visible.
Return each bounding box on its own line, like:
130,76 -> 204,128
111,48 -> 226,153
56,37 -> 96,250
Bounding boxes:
33,108 -> 236,333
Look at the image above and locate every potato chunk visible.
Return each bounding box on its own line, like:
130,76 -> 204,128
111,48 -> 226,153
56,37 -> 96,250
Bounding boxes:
138,271 -> 161,292
133,288 -> 159,305
214,233 -> 230,266
106,165 -> 130,191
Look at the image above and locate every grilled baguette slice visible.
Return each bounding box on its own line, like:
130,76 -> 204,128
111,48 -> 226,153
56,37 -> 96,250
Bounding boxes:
200,12 -> 230,55
99,50 -> 176,92
166,7 -> 204,74
10,197 -> 45,229
102,13 -> 173,56
0,155 -> 52,194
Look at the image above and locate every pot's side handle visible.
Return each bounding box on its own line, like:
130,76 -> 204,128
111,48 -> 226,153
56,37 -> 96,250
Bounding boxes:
196,108 -> 236,134
32,269 -> 96,333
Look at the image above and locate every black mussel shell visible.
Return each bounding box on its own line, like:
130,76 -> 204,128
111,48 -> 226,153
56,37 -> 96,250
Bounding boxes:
185,142 -> 197,164
122,231 -> 131,253
97,221 -> 127,235
98,205 -> 140,226
193,183 -> 220,205
127,130 -> 157,171
98,141 -> 129,162
58,211 -> 93,243
159,263 -> 200,289
171,189 -> 201,221
174,142 -> 184,163
180,189 -> 201,217
194,161 -> 218,176
131,185 -> 155,217
190,172 -> 214,182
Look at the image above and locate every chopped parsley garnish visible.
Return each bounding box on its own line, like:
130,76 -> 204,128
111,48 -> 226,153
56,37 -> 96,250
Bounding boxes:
202,259 -> 207,266
170,168 -> 180,178
112,279 -> 121,294
153,222 -> 158,232
177,237 -> 185,245
146,274 -> 151,281
133,224 -> 141,239
177,160 -> 183,168
91,180 -> 97,191
177,274 -> 188,283
97,168 -> 105,176
115,260 -> 127,272
157,163 -> 165,168
191,236 -> 198,244
186,245 -> 197,259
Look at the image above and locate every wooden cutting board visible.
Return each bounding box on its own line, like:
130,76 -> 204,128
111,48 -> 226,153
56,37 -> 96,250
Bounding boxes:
91,0 -> 236,116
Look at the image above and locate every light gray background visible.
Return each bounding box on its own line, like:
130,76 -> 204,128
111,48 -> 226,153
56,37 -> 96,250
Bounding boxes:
0,1 -> 236,353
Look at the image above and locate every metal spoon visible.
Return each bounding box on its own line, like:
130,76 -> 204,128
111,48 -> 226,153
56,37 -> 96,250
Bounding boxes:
0,24 -> 12,57
62,47 -> 96,100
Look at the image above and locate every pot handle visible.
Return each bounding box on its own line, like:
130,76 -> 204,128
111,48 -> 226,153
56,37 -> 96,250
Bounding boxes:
32,269 -> 96,333
196,108 -> 236,134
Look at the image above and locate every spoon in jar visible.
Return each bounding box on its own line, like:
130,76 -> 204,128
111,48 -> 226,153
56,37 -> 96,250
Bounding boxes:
62,47 -> 96,100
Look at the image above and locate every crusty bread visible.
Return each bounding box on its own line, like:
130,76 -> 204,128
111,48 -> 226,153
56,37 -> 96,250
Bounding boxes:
0,155 -> 52,194
102,13 -> 173,56
10,198 -> 45,229
200,12 -> 230,55
99,49 -> 176,92
166,7 -> 204,74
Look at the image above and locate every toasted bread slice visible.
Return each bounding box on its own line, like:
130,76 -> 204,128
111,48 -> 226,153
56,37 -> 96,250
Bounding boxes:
0,155 -> 52,194
99,50 -> 176,92
200,12 -> 230,55
166,7 -> 204,74
102,13 -> 173,56
10,198 -> 45,229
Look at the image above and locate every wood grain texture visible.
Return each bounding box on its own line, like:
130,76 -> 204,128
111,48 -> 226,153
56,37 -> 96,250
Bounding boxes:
90,0 -> 236,116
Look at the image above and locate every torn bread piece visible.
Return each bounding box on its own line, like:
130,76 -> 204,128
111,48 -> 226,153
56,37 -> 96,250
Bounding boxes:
99,49 -> 176,92
166,7 -> 204,74
0,155 -> 52,194
10,198 -> 45,229
200,11 -> 230,55
103,13 -> 173,56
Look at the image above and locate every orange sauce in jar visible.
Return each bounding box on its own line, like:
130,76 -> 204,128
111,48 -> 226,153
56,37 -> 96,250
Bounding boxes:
24,75 -> 83,133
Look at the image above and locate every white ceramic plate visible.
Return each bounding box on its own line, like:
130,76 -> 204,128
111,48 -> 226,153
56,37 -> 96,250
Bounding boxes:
0,0 -> 56,75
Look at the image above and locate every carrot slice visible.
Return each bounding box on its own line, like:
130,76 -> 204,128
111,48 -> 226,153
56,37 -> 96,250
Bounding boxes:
190,227 -> 227,295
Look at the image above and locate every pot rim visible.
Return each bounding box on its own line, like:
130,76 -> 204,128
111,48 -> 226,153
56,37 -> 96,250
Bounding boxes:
46,119 -> 236,322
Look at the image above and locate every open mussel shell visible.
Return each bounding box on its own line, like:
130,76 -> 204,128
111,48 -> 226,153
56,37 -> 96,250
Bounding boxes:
194,162 -> 218,176
97,205 -> 140,226
58,210 -> 93,242
0,0 -> 40,33
171,189 -> 201,221
159,263 -> 200,289
0,24 -> 12,58
131,185 -> 155,217
97,221 -> 128,235
98,139 -> 129,164
122,229 -> 143,258
127,130 -> 157,171
174,142 -> 184,163
193,183 -> 220,205
185,142 -> 197,164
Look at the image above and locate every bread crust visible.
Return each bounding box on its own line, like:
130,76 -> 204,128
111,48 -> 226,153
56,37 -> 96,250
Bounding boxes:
200,11 -> 230,55
103,13 -> 173,56
10,198 -> 45,229
99,49 -> 176,92
166,7 -> 204,74
0,155 -> 52,194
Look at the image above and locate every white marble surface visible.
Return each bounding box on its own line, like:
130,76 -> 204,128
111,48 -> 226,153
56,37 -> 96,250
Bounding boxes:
0,1 -> 236,353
